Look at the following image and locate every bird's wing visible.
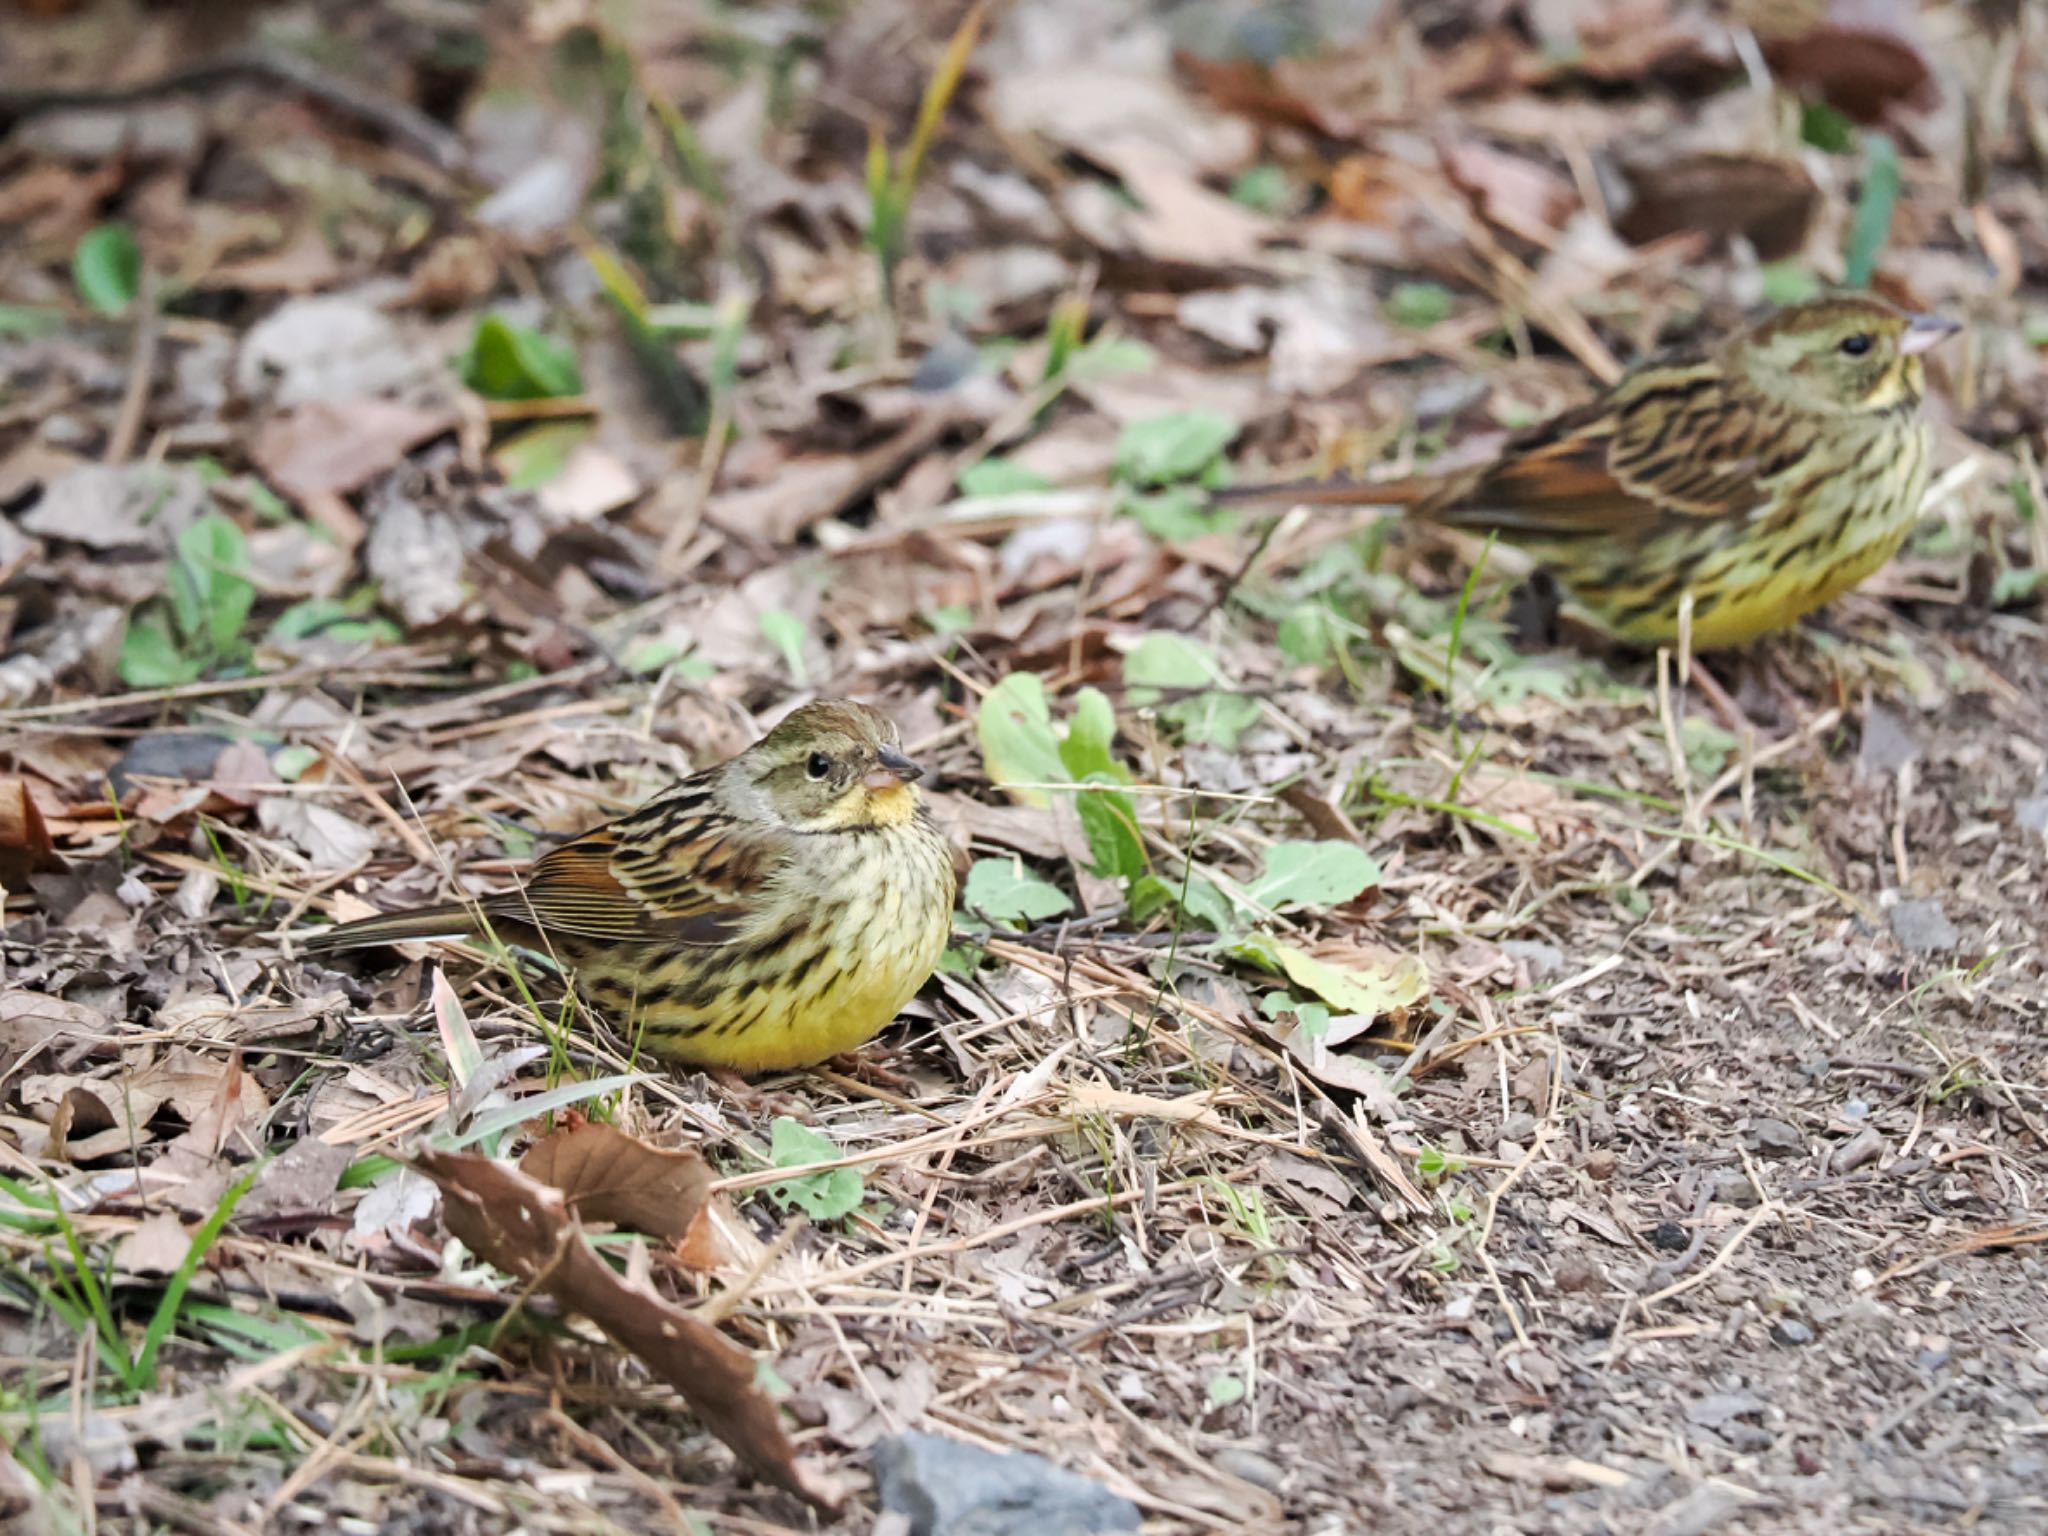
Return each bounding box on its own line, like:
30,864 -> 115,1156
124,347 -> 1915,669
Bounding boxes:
1432,363 -> 1780,541
489,786 -> 789,947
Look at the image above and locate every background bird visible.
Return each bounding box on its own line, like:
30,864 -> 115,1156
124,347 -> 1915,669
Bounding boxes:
298,699 -> 957,1074
1220,295 -> 1956,650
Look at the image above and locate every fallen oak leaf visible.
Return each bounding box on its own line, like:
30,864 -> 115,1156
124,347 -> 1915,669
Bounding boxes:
249,398 -> 458,503
519,1120 -> 714,1246
414,1149 -> 842,1512
0,777 -> 67,888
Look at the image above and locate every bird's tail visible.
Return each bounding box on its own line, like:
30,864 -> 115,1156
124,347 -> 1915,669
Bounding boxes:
1210,473 -> 1440,510
295,903 -> 482,953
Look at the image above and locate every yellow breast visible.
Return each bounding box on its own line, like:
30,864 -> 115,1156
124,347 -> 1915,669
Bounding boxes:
1565,418 -> 1930,649
582,819 -> 956,1073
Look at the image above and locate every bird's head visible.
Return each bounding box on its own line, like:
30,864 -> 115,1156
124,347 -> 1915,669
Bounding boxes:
1735,296 -> 1957,417
734,699 -> 927,832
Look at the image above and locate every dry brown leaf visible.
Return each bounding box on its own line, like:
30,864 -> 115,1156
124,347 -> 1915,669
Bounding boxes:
1742,0 -> 1936,123
415,1150 -> 843,1512
0,778 -> 66,888
1442,140 -> 1578,239
250,399 -> 459,502
0,990 -> 110,1058
519,1119 -> 714,1245
1614,153 -> 1820,260
112,1211 -> 193,1276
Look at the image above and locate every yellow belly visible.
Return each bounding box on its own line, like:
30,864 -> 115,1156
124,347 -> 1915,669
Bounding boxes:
576,821 -> 955,1073
1557,424 -> 1928,649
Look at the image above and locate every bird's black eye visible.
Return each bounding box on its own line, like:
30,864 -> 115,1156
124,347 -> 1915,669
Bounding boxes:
1839,333 -> 1874,357
806,751 -> 832,780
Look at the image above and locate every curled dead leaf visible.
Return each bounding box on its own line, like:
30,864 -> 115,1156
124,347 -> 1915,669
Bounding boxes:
1614,154 -> 1819,261
519,1120 -> 714,1245
0,778 -> 68,888
414,1149 -> 842,1512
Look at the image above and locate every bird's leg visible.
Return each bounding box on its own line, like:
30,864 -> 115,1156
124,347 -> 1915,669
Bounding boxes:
822,1053 -> 919,1093
1506,570 -> 1563,649
704,1066 -> 803,1119
1687,657 -> 1753,737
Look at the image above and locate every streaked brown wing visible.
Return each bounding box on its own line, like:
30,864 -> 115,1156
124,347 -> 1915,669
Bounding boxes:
1431,362 -> 1778,541
489,785 -> 786,947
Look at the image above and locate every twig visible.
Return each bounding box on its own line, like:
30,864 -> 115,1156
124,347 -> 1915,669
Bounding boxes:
0,47 -> 469,174
1636,1195 -> 1779,1310
104,267 -> 163,466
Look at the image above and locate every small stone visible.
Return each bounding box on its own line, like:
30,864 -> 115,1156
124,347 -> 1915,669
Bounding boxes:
1582,1149 -> 1618,1181
1554,1256 -> 1604,1292
1685,1391 -> 1766,1428
2016,793 -> 2048,835
1500,938 -> 1566,980
1857,702 -> 1920,778
1772,1318 -> 1816,1346
1212,1447 -> 1287,1492
1889,898 -> 1959,954
1712,1172 -> 1763,1207
873,1432 -> 1140,1536
1746,1117 -> 1804,1157
1830,1126 -> 1886,1174
1649,1220 -> 1691,1252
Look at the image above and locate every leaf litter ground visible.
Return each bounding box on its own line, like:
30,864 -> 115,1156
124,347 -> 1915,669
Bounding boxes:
1,2 -> 2046,1533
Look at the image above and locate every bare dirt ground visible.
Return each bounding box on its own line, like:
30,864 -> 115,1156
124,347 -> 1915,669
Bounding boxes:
2,2 -> 2045,1533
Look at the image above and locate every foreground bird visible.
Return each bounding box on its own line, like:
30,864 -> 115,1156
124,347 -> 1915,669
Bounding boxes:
1221,296 -> 1956,649
299,700 -> 957,1073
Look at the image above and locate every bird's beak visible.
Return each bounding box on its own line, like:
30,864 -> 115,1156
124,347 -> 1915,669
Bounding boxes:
1901,313 -> 1961,356
864,746 -> 924,790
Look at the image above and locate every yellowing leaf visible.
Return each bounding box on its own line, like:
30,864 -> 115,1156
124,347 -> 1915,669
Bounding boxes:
1267,941 -> 1427,1020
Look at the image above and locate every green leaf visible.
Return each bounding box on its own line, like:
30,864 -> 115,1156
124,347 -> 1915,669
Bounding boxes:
1124,634 -> 1259,747
959,458 -> 1054,497
1233,933 -> 1428,1019
118,616 -> 204,688
1056,687 -> 1122,782
1799,100 -> 1857,154
171,514 -> 255,652
764,1118 -> 864,1221
622,635 -> 688,675
1128,872 -> 1234,934
1228,163 -> 1292,213
1127,486 -> 1236,543
457,314 -> 584,401
1206,1373 -> 1247,1409
1844,132 -> 1899,288
1759,260 -> 1823,307
757,608 -> 808,684
976,673 -> 1065,808
1124,632 -> 1220,694
272,744 -> 320,781
495,420 -> 591,489
1277,603 -> 1336,665
1113,411 -> 1239,487
1069,335 -> 1154,380
1992,565 -> 2046,605
1386,281 -> 1453,329
1074,779 -> 1145,880
269,586 -> 389,644
963,856 -> 1071,928
1261,990 -> 1332,1042
73,224 -> 143,316
1244,841 -> 1381,912
0,304 -> 64,339
925,602 -> 973,636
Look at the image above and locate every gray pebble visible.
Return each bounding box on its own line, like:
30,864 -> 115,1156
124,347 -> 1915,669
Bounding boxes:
1890,899 -> 1959,954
